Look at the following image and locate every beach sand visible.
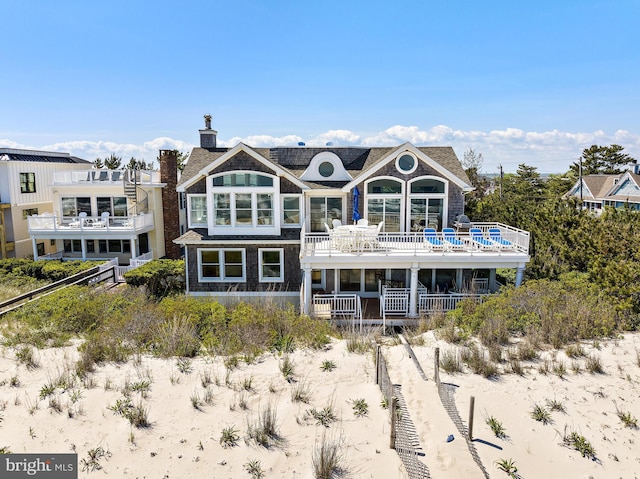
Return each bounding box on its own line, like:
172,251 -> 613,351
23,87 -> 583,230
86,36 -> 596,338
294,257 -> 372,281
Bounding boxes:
1,333 -> 639,478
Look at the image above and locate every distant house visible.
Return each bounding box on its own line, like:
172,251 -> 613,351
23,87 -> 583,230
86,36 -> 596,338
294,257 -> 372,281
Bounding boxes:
26,150 -> 181,264
565,165 -> 640,214
0,148 -> 92,259
174,117 -> 531,322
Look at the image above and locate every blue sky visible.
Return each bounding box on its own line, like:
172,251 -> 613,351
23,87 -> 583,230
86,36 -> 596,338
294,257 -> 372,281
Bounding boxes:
2,0 -> 639,172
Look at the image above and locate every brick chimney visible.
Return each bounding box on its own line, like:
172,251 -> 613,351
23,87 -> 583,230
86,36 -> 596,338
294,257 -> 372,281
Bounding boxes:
199,114 -> 217,148
159,150 -> 182,259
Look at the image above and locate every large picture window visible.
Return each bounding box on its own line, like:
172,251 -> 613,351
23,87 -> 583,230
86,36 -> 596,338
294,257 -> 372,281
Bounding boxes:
309,196 -> 342,232
20,173 -> 36,193
258,248 -> 284,282
97,197 -> 127,217
366,178 -> 403,232
408,177 -> 447,231
282,195 -> 302,226
61,197 -> 91,217
198,248 -> 246,282
210,171 -> 277,231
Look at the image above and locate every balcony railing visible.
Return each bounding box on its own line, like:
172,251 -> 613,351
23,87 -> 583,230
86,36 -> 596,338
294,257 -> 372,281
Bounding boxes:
28,213 -> 154,233
301,222 -> 530,257
51,169 -> 160,185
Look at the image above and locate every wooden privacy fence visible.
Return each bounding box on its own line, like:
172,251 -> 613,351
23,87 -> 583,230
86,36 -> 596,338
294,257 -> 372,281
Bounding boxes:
375,346 -> 431,479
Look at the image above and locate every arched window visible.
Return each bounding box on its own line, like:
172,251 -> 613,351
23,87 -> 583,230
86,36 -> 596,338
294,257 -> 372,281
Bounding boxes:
408,176 -> 448,231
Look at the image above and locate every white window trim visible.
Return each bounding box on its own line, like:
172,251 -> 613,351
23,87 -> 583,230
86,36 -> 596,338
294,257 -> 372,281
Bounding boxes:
281,194 -> 302,227
407,176 -> 449,231
395,152 -> 418,175
311,269 -> 326,290
207,172 -> 281,236
364,177 -> 405,232
258,248 -> 284,283
187,194 -> 208,228
198,248 -> 246,283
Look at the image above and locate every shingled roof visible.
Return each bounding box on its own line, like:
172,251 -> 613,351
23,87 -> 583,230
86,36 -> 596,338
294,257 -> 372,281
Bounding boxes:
179,144 -> 471,188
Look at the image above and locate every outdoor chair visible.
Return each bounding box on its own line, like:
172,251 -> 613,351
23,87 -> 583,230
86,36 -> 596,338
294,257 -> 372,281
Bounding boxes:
470,227 -> 498,249
357,218 -> 369,226
443,227 -> 465,249
332,219 -> 342,228
93,211 -> 110,228
424,228 -> 449,250
488,228 -> 514,249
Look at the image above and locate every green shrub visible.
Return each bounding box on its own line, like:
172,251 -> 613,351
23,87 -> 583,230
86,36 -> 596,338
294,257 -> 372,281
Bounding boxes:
124,259 -> 185,297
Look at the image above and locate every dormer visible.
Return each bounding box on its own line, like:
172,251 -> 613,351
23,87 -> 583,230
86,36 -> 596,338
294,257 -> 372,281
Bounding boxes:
300,152 -> 352,182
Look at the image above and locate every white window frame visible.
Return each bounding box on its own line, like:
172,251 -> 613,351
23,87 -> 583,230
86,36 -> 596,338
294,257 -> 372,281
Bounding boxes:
407,176 -> 448,231
311,269 -> 326,290
187,194 -> 208,228
258,248 -> 284,283
208,172 -> 280,236
281,194 -> 302,227
395,152 -> 418,175
197,248 -> 246,283
364,176 -> 405,232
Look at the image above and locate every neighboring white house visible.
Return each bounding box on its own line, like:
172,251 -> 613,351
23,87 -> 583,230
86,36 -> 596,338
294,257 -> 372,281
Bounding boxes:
0,148 -> 92,259
27,150 -> 181,264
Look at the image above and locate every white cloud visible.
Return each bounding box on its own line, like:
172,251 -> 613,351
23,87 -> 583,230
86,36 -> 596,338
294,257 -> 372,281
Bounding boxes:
8,125 -> 640,173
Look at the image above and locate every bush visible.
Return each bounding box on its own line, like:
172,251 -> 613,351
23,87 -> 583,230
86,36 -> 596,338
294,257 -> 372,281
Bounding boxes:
124,259 -> 185,297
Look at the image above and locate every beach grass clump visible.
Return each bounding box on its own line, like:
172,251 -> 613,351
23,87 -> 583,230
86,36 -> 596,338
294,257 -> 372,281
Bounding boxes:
15,345 -> 39,370
312,432 -> 345,479
320,360 -> 336,372
616,407 -> 638,429
246,403 -> 280,447
461,345 -> 498,378
565,343 -> 586,358
291,380 -> 311,404
552,360 -> 567,378
345,334 -> 372,354
516,340 -> 538,361
530,404 -> 552,425
241,375 -> 254,392
509,358 -> 524,376
280,354 -> 295,381
79,446 -> 110,472
305,405 -> 338,427
244,459 -> 265,479
351,398 -> 368,417
546,398 -> 566,413
538,359 -> 550,375
486,415 -> 507,439
219,425 -> 240,448
563,429 -> 597,459
39,382 -> 56,400
190,391 -> 202,410
176,357 -> 193,374
495,458 -> 518,478
585,354 -> 604,374
440,349 -> 463,373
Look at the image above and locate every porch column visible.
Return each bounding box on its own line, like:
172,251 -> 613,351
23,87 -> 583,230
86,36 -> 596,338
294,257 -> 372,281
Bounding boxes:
303,267 -> 313,316
408,266 -> 419,318
515,267 -> 525,287
32,237 -> 39,261
489,269 -> 497,291
131,236 -> 138,259
81,239 -> 87,260
455,269 -> 463,291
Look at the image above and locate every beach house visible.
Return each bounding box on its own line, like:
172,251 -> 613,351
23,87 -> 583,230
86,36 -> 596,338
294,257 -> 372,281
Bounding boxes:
174,117 -> 531,323
566,166 -> 640,214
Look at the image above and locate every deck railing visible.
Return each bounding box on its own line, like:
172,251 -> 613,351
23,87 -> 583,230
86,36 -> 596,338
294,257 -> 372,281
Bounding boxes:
51,169 -> 160,185
418,292 -> 486,313
311,293 -> 362,329
28,213 -> 154,233
301,223 -> 529,256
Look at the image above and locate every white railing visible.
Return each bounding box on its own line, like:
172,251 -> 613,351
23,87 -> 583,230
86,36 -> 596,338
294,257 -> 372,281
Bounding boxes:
28,213 -> 154,233
52,169 -> 160,185
301,222 -> 529,256
311,294 -> 363,330
418,292 -> 486,314
380,289 -> 409,323
130,251 -> 153,267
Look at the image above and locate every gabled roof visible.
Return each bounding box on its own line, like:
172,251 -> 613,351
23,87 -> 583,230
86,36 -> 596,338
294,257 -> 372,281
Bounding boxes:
178,143 -> 471,192
567,174 -> 619,200
0,148 -> 89,164
602,171 -> 640,201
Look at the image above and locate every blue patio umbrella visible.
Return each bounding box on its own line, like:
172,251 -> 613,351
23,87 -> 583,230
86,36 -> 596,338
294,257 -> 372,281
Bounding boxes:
352,186 -> 361,223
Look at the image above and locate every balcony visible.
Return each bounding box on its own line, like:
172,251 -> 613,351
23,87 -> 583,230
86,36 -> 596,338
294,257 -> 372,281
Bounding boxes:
51,169 -> 161,185
300,222 -> 530,269
28,213 -> 154,237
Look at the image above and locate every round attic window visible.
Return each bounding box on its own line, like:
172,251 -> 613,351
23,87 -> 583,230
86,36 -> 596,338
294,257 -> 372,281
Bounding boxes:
318,161 -> 334,178
396,153 -> 417,174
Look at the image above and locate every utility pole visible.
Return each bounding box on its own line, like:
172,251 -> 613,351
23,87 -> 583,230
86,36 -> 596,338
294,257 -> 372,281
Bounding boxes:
499,165 -> 503,199
579,156 -> 583,205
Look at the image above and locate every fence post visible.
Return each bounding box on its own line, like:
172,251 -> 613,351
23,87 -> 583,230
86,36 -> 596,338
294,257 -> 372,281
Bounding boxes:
390,397 -> 398,449
434,347 -> 440,384
375,345 -> 380,385
468,395 -> 475,441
